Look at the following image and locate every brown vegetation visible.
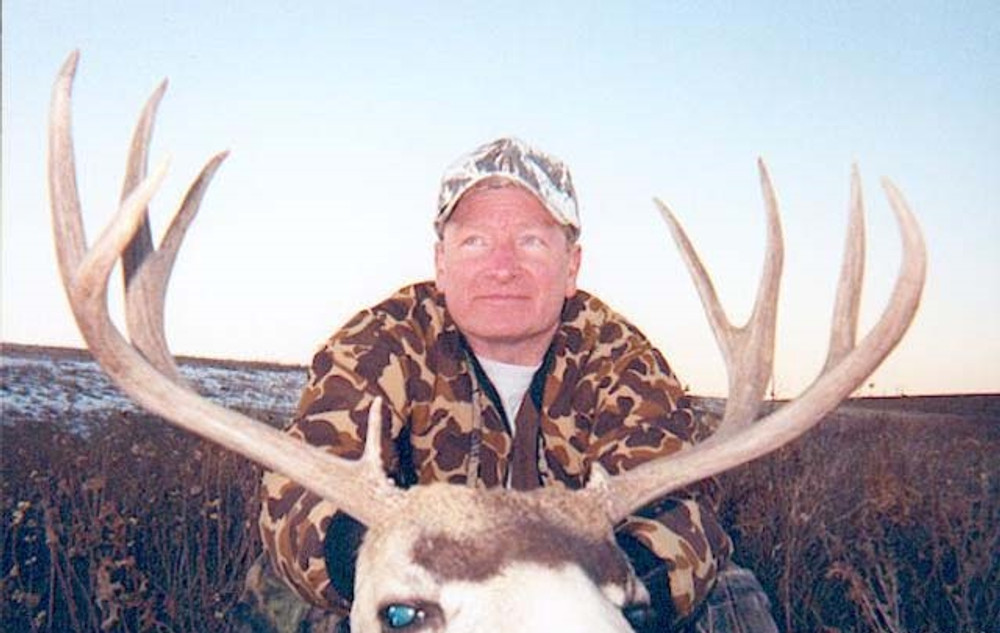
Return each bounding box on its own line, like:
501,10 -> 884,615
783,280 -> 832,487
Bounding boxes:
2,348 -> 997,632
718,400 -> 999,632
1,410 -> 262,631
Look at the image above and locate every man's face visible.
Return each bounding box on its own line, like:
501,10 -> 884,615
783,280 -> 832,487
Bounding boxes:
435,182 -> 581,365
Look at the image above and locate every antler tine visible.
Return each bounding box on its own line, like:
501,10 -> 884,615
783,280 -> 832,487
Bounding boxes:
115,78 -> 230,386
117,76 -> 186,382
653,158 -> 782,437
119,78 -> 165,290
128,159 -> 229,384
595,164 -> 925,523
49,51 -> 87,279
48,51 -> 404,526
822,165 -> 866,372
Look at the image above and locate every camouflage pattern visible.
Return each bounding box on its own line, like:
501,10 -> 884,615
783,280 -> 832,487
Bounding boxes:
436,136 -> 580,239
259,282 -> 732,621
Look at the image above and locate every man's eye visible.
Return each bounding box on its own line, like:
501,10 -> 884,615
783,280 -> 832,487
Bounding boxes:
383,603 -> 424,629
460,235 -> 486,247
519,235 -> 545,248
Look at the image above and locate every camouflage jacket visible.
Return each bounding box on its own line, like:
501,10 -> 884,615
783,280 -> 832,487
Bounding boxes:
259,282 -> 732,620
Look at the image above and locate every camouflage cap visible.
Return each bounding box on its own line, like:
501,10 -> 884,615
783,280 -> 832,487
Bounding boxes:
435,137 -> 580,239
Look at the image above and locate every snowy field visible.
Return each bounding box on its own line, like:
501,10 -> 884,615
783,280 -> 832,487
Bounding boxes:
1,344 -> 305,436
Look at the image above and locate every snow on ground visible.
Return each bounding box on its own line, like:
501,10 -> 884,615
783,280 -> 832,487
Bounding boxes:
1,346 -> 305,436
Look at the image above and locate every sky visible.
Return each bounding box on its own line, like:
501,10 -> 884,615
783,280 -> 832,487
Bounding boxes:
3,2 -> 998,397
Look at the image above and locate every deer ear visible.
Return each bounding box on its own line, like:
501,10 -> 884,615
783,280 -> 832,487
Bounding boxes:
324,512 -> 368,600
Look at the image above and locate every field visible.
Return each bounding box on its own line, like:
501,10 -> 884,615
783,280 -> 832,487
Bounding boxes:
2,343 -> 997,632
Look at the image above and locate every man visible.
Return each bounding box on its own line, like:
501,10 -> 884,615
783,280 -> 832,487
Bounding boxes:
254,137 -> 778,631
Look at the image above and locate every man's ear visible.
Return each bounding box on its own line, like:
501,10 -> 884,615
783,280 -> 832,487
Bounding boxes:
565,243 -> 582,297
434,241 -> 446,293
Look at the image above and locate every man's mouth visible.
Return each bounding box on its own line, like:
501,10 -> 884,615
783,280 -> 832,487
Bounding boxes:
475,293 -> 530,302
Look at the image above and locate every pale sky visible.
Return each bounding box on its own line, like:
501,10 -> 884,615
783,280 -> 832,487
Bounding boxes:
3,2 -> 998,397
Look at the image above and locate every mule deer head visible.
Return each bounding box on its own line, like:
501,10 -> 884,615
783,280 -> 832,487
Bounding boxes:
48,51 -> 925,632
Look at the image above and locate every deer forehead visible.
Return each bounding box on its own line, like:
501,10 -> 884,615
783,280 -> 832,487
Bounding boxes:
352,559 -> 638,633
436,562 -> 638,633
361,484 -> 631,587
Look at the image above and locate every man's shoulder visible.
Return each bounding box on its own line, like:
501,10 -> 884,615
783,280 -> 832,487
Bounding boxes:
561,290 -> 648,343
552,289 -> 664,369
558,290 -> 684,400
369,281 -> 445,320
307,282 -> 454,381
333,281 -> 449,343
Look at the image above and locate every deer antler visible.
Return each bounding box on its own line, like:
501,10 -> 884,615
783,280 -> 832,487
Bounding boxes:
48,50 -> 404,525
592,160 -> 926,523
116,76 -> 198,384
50,51 -> 926,538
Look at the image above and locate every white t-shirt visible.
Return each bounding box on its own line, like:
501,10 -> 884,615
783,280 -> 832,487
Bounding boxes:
477,357 -> 540,435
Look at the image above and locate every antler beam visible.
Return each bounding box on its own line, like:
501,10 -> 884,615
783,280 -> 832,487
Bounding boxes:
593,160 -> 925,523
48,50 -> 403,526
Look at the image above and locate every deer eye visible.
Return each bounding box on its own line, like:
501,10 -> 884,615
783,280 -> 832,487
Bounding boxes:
383,603 -> 424,629
622,603 -> 657,630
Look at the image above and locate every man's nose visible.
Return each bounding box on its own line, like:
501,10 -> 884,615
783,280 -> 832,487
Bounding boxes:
486,241 -> 519,280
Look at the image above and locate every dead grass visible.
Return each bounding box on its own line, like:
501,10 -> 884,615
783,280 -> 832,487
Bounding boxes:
2,348 -> 997,632
1,411 -> 263,631
717,406 -> 999,632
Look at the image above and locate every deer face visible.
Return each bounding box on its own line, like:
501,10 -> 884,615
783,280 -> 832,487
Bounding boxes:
350,485 -> 649,633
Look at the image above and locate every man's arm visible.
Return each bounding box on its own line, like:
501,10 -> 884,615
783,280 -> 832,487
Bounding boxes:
259,315 -> 410,614
587,342 -> 732,623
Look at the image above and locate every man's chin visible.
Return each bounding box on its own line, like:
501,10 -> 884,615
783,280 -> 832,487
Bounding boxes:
459,320 -> 559,354
466,326 -> 535,342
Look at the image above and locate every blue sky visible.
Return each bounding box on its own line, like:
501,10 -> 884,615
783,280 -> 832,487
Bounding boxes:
3,2 -> 998,396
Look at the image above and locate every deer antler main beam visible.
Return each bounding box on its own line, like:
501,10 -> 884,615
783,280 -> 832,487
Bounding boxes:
48,50 -> 403,526
593,161 -> 926,523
